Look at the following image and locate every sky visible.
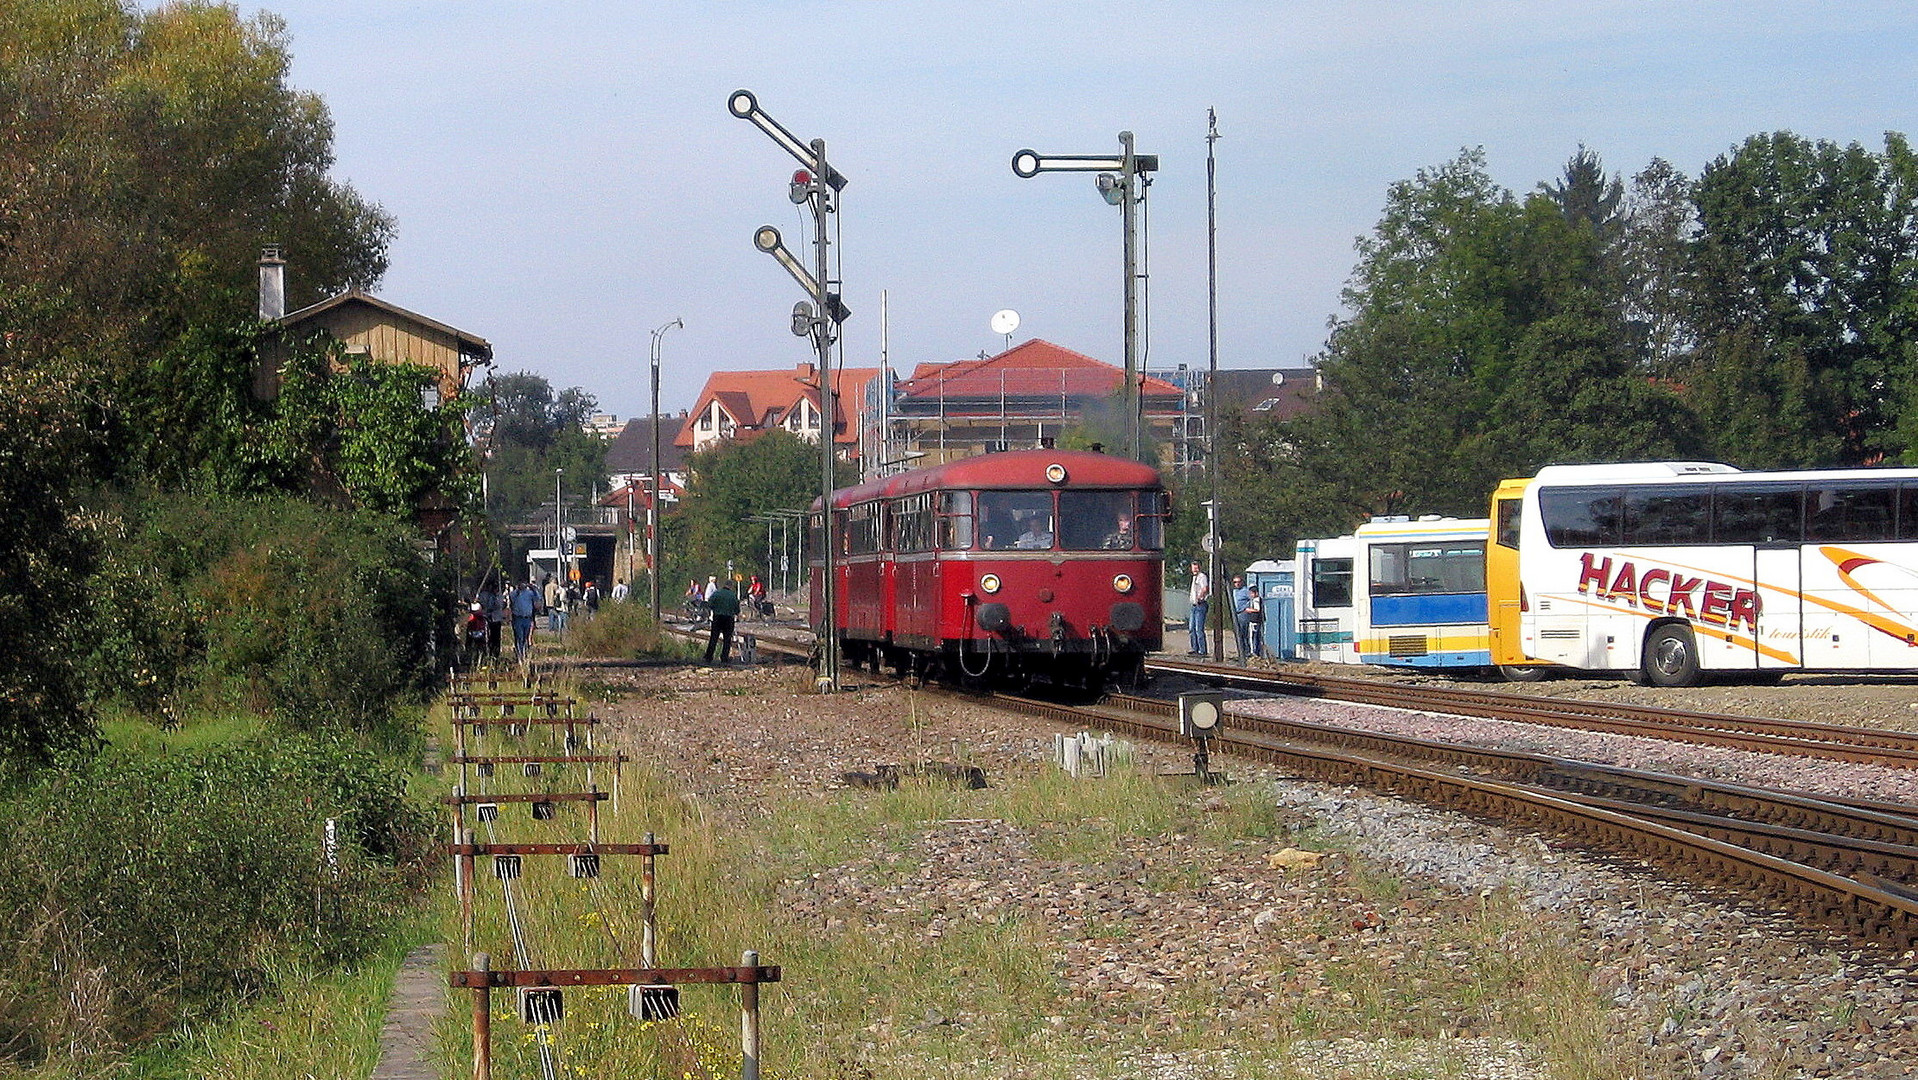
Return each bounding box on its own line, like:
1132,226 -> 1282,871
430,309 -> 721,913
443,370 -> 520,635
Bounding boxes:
242,1 -> 1918,421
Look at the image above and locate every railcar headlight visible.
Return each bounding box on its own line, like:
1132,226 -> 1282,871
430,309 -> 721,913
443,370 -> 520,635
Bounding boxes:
980,574 -> 1002,594
1112,573 -> 1134,594
1045,463 -> 1067,484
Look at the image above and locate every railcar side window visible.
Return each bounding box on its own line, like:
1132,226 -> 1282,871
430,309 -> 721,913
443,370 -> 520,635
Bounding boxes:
936,491 -> 974,550
1370,542 -> 1485,596
977,491 -> 1055,550
1539,488 -> 1623,547
1136,490 -> 1167,550
1711,486 -> 1802,544
1059,490 -> 1136,549
892,493 -> 934,553
1624,488 -> 1710,545
1806,483 -> 1896,542
1310,557 -> 1353,609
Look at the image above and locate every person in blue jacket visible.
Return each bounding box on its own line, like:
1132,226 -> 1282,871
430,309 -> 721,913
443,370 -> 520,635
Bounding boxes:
510,580 -> 540,661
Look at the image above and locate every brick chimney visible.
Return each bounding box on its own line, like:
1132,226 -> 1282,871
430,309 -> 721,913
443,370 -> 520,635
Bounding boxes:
258,246 -> 286,321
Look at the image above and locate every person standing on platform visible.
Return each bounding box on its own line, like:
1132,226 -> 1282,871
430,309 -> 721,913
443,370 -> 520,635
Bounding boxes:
1187,560 -> 1210,657
1231,575 -> 1255,660
704,578 -> 741,665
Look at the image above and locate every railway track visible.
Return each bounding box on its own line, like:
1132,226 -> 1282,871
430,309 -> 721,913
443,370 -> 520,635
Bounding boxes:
987,688 -> 1918,953
1148,657 -> 1918,768
624,632 -> 1918,948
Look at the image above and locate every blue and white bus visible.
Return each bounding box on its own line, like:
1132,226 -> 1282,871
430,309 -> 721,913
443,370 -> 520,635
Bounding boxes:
1294,517 -> 1491,671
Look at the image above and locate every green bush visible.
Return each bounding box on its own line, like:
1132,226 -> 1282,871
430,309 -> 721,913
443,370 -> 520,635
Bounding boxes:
82,493 -> 453,739
566,599 -> 689,659
0,734 -> 437,1065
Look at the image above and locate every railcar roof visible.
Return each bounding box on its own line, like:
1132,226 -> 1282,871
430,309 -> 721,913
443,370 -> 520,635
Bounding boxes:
825,449 -> 1163,508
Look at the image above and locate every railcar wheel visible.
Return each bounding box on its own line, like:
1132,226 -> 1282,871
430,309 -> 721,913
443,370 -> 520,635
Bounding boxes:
1498,664 -> 1550,683
1643,624 -> 1702,687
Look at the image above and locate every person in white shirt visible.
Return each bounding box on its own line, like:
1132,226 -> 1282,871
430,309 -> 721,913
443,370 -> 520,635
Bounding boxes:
1188,560 -> 1210,656
610,578 -> 629,603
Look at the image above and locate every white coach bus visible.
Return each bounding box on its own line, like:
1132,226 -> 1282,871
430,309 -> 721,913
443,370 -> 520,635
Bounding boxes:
1486,462 -> 1918,686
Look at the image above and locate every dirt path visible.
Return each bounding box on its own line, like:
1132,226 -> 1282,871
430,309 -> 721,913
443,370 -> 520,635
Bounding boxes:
369,944 -> 446,1080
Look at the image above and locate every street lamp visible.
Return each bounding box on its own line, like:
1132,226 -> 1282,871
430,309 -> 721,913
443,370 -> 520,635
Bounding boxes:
649,317 -> 683,623
1010,134 -> 1158,459
554,467 -> 564,586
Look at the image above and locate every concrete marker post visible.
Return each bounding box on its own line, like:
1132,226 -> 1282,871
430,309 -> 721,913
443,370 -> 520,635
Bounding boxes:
740,949 -> 761,1080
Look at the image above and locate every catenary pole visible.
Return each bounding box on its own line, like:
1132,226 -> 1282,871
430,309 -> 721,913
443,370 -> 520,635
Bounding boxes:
1207,109 -> 1225,662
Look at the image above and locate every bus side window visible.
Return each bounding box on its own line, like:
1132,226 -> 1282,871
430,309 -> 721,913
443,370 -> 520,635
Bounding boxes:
1712,486 -> 1802,544
1540,488 -> 1622,547
1311,557 -> 1353,609
1807,483 -> 1895,542
1495,498 -> 1521,549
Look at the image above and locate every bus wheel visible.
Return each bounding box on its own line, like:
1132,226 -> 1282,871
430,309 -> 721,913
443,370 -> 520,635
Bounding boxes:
1643,625 -> 1701,687
1498,664 -> 1550,683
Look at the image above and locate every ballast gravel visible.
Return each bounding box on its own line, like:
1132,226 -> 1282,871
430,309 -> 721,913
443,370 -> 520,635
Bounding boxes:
586,661 -> 1918,1079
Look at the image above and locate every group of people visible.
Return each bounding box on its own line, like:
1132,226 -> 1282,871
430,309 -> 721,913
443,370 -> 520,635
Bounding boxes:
1186,560 -> 1265,662
683,573 -> 774,666
464,573 -> 630,664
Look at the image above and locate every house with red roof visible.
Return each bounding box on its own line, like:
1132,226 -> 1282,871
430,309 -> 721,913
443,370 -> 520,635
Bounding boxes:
883,339 -> 1186,465
676,361 -> 880,457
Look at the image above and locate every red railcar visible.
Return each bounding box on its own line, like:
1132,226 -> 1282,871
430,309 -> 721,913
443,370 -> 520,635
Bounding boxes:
809,449 -> 1166,686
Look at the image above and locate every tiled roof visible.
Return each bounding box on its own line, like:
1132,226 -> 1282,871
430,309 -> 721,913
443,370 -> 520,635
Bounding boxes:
898,339 -> 1181,402
675,364 -> 879,448
603,416 -> 690,475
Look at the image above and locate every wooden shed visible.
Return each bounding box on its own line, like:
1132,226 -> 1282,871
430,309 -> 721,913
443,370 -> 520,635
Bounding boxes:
256,289 -> 494,400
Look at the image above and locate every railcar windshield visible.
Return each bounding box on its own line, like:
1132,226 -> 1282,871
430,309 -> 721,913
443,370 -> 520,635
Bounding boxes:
1058,490 -> 1166,550
977,491 -> 1055,550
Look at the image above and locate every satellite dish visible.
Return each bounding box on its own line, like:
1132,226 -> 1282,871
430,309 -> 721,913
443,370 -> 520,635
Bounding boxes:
990,309 -> 1020,336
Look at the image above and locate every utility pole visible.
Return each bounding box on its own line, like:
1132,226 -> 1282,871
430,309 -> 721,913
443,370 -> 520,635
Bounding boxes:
1011,135 -> 1157,459
1206,108 -> 1225,662
731,90 -> 850,691
648,317 -> 682,624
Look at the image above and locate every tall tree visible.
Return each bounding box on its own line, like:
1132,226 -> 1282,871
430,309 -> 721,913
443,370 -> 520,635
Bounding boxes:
1618,157 -> 1697,377
476,371 -> 608,523
679,431 -> 853,580
1239,147 -> 1696,562
1684,131 -> 1918,466
0,0 -> 395,768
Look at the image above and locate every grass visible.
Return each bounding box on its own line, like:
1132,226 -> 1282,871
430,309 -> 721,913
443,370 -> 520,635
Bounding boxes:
110,913 -> 447,1080
1,700 -> 452,1080
421,676 -> 1651,1080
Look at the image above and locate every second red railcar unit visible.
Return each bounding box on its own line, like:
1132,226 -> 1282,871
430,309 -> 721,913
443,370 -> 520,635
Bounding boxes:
809,449 -> 1167,686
